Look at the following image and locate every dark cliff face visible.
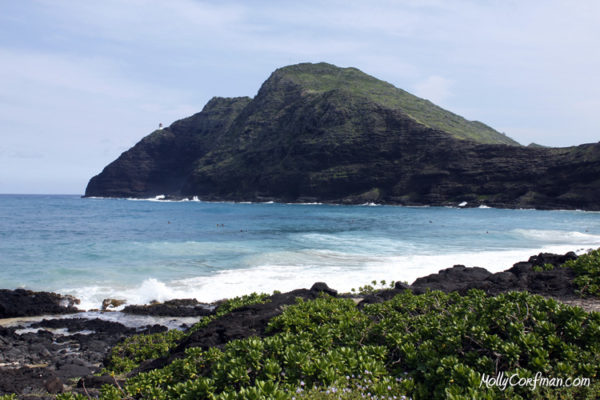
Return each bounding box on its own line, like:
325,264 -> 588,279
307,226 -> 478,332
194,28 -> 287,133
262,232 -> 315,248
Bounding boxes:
85,96 -> 251,198
85,63 -> 600,210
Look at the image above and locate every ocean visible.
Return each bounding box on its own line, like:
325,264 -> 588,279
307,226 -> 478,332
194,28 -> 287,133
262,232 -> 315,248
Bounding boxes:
1,194 -> 599,311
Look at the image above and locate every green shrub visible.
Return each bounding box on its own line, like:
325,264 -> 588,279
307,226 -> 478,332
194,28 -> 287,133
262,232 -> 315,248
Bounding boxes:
104,292 -> 270,374
532,263 -> 556,272
104,329 -> 186,374
562,249 -> 600,297
212,292 -> 271,318
363,290 -> 600,399
55,394 -> 88,400
72,290 -> 600,399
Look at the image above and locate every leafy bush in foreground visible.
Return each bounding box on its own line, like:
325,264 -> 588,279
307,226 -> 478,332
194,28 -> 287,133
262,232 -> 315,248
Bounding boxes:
104,292 -> 270,374
366,290 -> 599,399
90,289 -> 600,400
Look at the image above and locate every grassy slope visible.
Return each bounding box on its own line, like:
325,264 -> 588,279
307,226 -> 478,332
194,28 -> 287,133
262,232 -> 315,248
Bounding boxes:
276,63 -> 519,146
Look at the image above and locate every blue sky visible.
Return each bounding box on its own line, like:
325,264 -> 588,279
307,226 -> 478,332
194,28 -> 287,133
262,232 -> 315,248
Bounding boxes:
1,0 -> 599,194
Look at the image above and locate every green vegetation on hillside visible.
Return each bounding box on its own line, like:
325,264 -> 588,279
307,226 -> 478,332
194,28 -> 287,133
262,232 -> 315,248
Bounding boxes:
276,63 -> 519,146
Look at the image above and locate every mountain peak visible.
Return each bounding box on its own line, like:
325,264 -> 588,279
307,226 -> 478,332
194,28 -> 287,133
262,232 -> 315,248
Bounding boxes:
268,62 -> 389,95
260,62 -> 519,146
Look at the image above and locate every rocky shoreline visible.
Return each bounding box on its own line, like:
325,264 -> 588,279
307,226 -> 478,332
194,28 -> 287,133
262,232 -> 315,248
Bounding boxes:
1,250 -> 598,398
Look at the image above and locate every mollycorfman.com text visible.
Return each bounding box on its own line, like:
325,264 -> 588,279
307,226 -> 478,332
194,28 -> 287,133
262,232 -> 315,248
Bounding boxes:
480,372 -> 591,391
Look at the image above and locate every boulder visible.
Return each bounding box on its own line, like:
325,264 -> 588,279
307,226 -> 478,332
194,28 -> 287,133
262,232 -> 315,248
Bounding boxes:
508,262 -> 533,276
357,294 -> 384,309
528,252 -> 577,267
101,298 -> 126,311
0,289 -> 80,318
44,376 -> 64,394
310,282 -> 338,296
122,298 -> 212,317
412,265 -> 493,293
409,252 -> 580,298
394,281 -> 411,290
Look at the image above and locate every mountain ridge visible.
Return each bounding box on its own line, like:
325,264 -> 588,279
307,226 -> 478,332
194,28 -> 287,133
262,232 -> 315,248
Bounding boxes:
262,63 -> 519,145
85,63 -> 600,210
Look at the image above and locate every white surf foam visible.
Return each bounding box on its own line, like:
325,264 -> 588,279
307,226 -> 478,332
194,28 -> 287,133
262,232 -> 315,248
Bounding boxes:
291,234 -> 416,256
513,229 -> 600,245
177,245 -> 587,301
63,244 -> 592,309
65,278 -> 192,311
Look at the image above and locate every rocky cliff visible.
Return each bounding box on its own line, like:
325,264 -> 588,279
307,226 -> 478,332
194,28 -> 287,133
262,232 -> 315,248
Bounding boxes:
85,63 -> 600,210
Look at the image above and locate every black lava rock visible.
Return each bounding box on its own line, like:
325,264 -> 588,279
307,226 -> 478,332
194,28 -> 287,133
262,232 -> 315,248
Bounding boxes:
123,298 -> 213,317
0,289 -> 80,318
310,282 -> 338,296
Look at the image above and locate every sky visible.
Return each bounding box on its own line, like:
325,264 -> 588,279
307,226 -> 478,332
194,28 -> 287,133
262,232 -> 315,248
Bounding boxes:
1,0 -> 599,194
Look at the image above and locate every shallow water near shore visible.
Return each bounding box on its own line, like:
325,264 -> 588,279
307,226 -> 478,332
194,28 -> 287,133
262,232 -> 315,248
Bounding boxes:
1,194 -> 600,310
0,312 -> 200,331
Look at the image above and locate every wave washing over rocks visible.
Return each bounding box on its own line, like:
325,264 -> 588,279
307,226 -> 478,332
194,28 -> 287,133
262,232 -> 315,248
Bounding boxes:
0,251 -> 598,398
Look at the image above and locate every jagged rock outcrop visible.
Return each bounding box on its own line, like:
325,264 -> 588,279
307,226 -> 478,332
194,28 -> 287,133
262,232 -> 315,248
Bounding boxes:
122,299 -> 213,317
0,318 -> 167,396
0,289 -> 80,318
85,62 -> 600,210
410,251 -> 579,297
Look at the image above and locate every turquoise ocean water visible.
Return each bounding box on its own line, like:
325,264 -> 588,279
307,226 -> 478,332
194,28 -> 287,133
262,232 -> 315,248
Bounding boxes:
1,194 -> 600,310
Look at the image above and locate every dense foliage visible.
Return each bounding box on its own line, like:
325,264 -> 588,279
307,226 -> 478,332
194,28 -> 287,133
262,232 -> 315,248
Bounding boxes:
103,292 -> 270,374
562,249 -> 600,297
57,288 -> 600,400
